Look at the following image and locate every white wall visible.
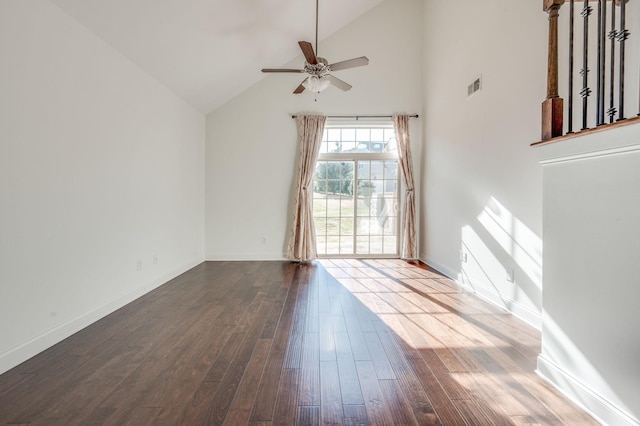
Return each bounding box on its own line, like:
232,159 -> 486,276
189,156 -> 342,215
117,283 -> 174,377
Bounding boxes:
205,0 -> 423,260
536,125 -> 640,426
421,0 -> 546,327
0,1 -> 205,374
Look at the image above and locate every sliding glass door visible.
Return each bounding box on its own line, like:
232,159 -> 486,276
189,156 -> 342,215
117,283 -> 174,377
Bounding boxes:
312,126 -> 400,257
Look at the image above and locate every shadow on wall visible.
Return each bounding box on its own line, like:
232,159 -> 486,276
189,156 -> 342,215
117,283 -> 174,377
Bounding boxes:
458,197 -> 542,326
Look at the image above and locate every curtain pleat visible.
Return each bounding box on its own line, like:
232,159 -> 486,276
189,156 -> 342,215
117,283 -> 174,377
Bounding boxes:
286,114 -> 327,262
393,114 -> 417,260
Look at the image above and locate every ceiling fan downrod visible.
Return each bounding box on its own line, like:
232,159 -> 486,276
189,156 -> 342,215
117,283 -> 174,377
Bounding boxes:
315,0 -> 319,58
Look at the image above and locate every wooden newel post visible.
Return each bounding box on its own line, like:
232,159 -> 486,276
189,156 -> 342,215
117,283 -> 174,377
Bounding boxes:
542,0 -> 565,140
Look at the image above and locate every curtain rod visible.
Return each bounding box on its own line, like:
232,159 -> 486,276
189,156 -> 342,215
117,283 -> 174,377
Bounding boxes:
290,114 -> 419,119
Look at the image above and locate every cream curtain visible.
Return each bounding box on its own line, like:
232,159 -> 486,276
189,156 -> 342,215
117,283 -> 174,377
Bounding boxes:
286,114 -> 327,262
393,114 -> 417,260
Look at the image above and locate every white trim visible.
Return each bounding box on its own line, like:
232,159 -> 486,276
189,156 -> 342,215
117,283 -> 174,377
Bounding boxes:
539,143 -> 640,165
536,120 -> 640,165
206,253 -> 288,261
0,257 -> 203,375
537,355 -> 640,426
420,255 -> 542,330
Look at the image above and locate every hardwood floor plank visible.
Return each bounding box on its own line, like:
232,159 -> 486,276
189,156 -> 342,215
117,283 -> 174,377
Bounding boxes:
172,381 -> 220,425
419,348 -> 471,401
224,338 -> 273,424
341,310 -> 371,362
342,404 -> 370,426
453,398 -> 504,426
406,356 -> 468,425
355,360 -> 394,425
319,312 -> 336,362
296,406 -> 320,426
333,331 -> 365,405
378,379 -> 419,425
319,361 -> 343,426
283,268 -> 311,369
204,332 -> 245,382
362,331 -> 396,380
205,354 -> 249,423
272,368 -> 300,426
298,333 -> 321,406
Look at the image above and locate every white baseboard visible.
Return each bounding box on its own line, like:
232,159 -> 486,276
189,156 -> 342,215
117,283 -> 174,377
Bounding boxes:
537,355 -> 640,426
0,257 -> 203,375
205,253 -> 287,261
420,255 -> 542,330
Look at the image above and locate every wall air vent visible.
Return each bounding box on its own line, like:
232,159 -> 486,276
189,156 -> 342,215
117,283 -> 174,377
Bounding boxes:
467,75 -> 482,98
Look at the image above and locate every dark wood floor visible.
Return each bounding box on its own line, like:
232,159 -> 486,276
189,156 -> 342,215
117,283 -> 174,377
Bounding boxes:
0,259 -> 598,425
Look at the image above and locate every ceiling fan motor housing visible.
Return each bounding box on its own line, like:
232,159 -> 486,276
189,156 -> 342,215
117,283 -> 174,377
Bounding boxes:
304,57 -> 330,76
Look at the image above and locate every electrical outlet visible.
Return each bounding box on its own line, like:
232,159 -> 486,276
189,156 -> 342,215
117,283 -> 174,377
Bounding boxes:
136,260 -> 143,271
261,236 -> 267,245
459,250 -> 468,263
153,255 -> 158,264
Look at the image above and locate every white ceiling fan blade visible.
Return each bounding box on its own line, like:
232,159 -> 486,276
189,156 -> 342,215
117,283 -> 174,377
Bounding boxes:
326,74 -> 352,91
329,56 -> 369,71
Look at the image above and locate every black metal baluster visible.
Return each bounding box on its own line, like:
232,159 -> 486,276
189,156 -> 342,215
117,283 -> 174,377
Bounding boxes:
617,0 -> 629,121
581,0 -> 592,130
608,0 -> 617,123
596,0 -> 603,125
599,0 -> 607,124
569,0 -> 575,133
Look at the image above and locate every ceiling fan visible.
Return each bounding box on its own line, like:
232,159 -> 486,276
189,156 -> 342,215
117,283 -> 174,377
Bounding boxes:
261,0 -> 369,95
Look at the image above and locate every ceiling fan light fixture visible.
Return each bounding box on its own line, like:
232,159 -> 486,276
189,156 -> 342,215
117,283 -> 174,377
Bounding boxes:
302,75 -> 331,93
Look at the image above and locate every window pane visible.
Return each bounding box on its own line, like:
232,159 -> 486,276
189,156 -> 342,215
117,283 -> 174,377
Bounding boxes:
356,197 -> 371,217
383,236 -> 397,254
326,217 -> 340,235
342,128 -> 356,141
357,217 -> 372,234
356,128 -> 370,142
384,128 -> 396,141
356,236 -> 370,254
358,161 -> 371,179
383,216 -> 396,236
314,216 -> 327,235
327,128 -> 341,141
371,128 -> 384,141
384,161 -> 397,180
341,141 -> 357,152
316,235 -> 327,255
314,180 -> 327,196
325,180 -> 341,196
370,236 -> 383,254
340,218 -> 354,236
340,197 -> 353,218
326,236 -> 340,254
340,236 -> 354,254
314,162 -> 326,179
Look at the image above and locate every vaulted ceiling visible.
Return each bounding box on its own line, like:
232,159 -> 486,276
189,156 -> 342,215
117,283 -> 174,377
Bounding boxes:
50,0 -> 386,114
